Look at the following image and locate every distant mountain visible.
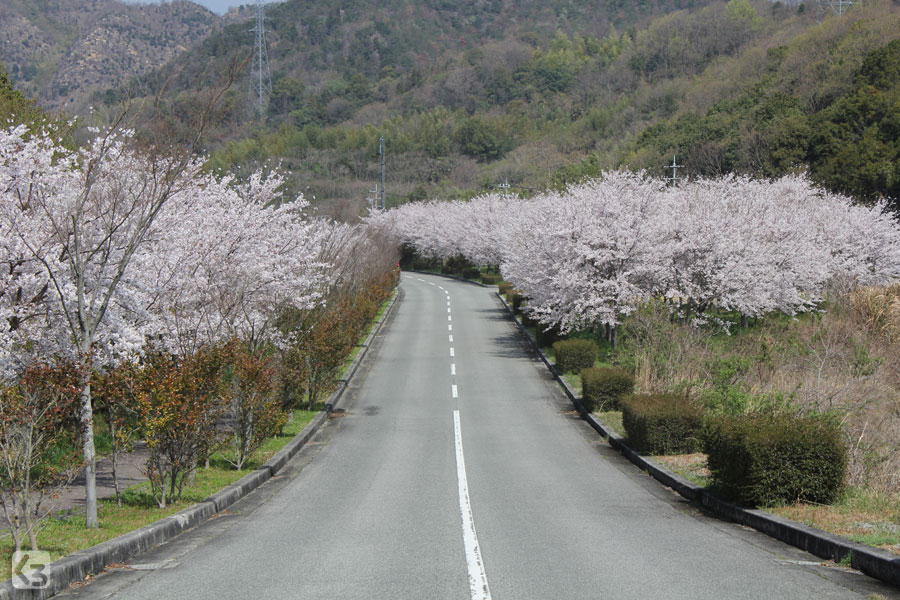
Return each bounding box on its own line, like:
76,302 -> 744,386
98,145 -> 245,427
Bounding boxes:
0,0 -> 230,112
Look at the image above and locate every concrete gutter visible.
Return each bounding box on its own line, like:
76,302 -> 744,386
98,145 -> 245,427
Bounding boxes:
495,291 -> 900,588
0,289 -> 400,600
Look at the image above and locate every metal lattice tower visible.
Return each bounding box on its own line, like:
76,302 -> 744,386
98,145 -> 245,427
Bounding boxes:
249,0 -> 272,117
817,0 -> 856,22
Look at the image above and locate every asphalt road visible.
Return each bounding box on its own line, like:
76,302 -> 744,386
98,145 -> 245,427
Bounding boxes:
58,273 -> 899,600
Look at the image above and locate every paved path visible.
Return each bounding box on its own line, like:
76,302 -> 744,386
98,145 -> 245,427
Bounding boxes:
57,273 -> 900,599
55,445 -> 149,515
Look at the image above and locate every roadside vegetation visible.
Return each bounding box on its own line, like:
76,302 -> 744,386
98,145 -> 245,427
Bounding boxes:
393,172 -> 900,557
0,74 -> 399,568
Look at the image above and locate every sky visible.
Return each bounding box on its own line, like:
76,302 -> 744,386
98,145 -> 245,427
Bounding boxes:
122,0 -> 276,15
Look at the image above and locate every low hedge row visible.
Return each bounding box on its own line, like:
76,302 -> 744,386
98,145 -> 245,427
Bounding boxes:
481,273 -> 501,285
462,267 -> 481,280
581,367 -> 634,411
552,339 -> 598,374
535,323 -> 561,347
702,415 -> 847,506
498,281 -> 513,296
621,393 -> 703,455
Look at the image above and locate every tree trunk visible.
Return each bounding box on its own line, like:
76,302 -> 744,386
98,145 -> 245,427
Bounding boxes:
611,325 -> 618,349
110,417 -> 121,507
80,381 -> 98,529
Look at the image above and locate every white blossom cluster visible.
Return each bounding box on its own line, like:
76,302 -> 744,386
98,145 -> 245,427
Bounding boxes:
0,124 -> 353,379
379,171 -> 900,332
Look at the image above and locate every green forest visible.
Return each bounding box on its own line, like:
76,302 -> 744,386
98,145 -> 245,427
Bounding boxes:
94,0 -> 900,212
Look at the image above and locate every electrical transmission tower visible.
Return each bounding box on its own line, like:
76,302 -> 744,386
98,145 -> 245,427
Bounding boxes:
249,0 -> 272,117
817,0 -> 856,22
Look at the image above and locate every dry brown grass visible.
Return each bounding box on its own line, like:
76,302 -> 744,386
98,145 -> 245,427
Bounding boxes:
618,288 -> 900,496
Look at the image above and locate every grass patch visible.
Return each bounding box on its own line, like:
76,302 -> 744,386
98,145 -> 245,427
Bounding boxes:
769,487 -> 900,556
0,408 -> 322,580
595,410 -> 624,437
653,453 -> 712,487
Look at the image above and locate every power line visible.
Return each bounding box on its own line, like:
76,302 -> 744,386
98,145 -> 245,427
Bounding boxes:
249,0 -> 272,117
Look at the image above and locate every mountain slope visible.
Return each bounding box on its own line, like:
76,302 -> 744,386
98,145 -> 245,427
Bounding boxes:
0,0 -> 222,112
107,0 -> 900,212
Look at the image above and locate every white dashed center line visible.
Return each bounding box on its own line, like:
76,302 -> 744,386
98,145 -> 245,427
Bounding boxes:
451,363 -> 456,375
454,411 -> 492,600
450,347 -> 455,357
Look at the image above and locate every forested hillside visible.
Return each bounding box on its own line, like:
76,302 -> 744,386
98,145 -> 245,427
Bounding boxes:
0,0 -> 222,113
112,0 -> 900,211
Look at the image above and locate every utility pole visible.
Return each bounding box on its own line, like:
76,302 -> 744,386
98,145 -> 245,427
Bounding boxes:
665,153 -> 683,186
379,135 -> 386,211
249,0 -> 272,117
367,183 -> 379,212
498,177 -> 511,198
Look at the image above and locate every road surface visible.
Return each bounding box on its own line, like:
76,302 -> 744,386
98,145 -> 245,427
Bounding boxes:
58,273 -> 899,600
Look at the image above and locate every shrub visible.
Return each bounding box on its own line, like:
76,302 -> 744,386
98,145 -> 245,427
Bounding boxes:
622,393 -> 704,455
582,367 -> 635,411
481,273 -> 500,285
498,281 -> 513,296
552,339 -> 598,373
702,414 -> 847,506
510,291 -> 526,315
462,267 -> 481,280
535,323 -> 561,347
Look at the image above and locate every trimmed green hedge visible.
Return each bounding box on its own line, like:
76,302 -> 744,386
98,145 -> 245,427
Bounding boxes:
481,273 -> 501,285
581,367 -> 634,412
497,281 -> 513,297
509,292 -> 526,315
552,339 -> 597,374
462,267 -> 481,280
621,393 -> 703,455
535,323 -> 561,348
702,415 -> 847,507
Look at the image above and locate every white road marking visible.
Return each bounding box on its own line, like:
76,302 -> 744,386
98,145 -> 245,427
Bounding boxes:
448,307 -> 452,313
452,384 -> 459,398
449,324 -> 453,331
449,335 -> 454,343
454,411 -> 492,600
448,315 -> 452,322
450,347 -> 455,357
451,363 -> 456,375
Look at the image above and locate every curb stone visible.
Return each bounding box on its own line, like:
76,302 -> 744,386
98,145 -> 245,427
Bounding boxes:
0,289 -> 400,600
495,291 -> 900,588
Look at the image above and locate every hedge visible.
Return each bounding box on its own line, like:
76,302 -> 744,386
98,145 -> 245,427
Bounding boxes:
535,323 -> 561,348
552,339 -> 597,374
510,291 -> 526,315
621,393 -> 703,455
460,267 -> 480,280
498,281 -> 513,296
481,273 -> 501,285
581,367 -> 634,412
702,414 -> 847,507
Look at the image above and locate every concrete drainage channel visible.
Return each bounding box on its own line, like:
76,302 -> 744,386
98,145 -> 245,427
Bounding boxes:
496,292 -> 900,589
0,290 -> 400,600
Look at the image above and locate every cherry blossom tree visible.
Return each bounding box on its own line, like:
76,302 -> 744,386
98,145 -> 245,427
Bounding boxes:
385,172 -> 900,337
